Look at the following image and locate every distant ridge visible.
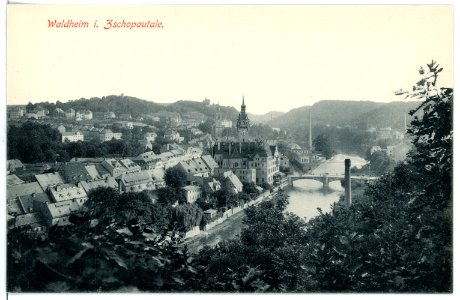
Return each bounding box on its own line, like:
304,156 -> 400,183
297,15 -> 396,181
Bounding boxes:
265,100 -> 422,130
17,96 -> 421,130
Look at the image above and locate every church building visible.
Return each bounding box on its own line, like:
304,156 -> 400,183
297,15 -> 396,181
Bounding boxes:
211,98 -> 280,185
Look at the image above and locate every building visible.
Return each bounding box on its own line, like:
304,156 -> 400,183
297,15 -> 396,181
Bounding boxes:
78,177 -> 119,194
164,130 -> 184,143
99,129 -> 122,142
211,98 -> 279,185
7,106 -> 24,119
139,132 -> 157,151
76,110 -> 93,120
279,154 -> 290,170
7,159 -> 25,174
101,158 -> 141,178
47,184 -> 88,206
16,192 -> 51,215
177,157 -> 214,179
144,132 -> 157,143
13,212 -> 47,231
133,151 -> 164,170
59,163 -> 95,183
7,182 -> 44,203
202,178 -> 222,194
104,112 -> 116,119
212,140 -> 279,184
181,185 -> 202,203
292,148 -> 311,165
377,127 -> 392,140
35,172 -> 65,190
34,199 -> 81,227
7,174 -> 25,186
201,154 -> 219,173
220,170 -> 243,193
236,96 -> 250,138
65,109 -> 76,119
61,131 -> 84,143
119,113 -> 132,120
118,170 -> 155,193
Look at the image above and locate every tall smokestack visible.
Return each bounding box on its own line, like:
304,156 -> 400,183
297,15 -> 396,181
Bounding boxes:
309,109 -> 312,150
345,159 -> 351,206
404,112 -> 407,133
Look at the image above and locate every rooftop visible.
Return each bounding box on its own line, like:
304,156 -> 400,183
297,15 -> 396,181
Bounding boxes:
48,184 -> 88,202
79,177 -> 118,193
18,192 -> 51,214
46,200 -> 81,218
15,213 -> 46,228
120,170 -> 153,185
7,182 -> 44,202
35,173 -> 65,190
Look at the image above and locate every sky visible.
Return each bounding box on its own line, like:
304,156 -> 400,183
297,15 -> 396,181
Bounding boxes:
6,4 -> 454,114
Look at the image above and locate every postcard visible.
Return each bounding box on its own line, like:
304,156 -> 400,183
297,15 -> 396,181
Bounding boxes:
5,3 -> 454,295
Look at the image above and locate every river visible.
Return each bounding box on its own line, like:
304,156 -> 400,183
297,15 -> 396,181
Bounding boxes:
185,154 -> 367,252
285,154 -> 367,220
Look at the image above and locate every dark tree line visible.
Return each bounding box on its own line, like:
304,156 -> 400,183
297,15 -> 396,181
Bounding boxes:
7,122 -> 145,163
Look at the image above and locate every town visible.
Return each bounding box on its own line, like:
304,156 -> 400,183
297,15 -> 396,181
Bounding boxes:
6,95 -> 412,239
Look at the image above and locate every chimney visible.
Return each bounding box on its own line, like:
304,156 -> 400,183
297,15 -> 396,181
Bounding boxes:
344,159 -> 352,206
309,110 -> 313,150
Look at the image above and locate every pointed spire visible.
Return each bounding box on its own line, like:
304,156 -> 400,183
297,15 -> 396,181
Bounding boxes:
242,95 -> 245,106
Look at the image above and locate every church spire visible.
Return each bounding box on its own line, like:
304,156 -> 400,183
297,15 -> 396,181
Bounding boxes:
241,95 -> 246,114
237,95 -> 250,138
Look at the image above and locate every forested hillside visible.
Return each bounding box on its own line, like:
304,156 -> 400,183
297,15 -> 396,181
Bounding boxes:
27,96 -> 239,120
266,100 -> 421,131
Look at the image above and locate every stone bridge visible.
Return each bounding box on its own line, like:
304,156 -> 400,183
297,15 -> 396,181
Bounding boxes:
288,174 -> 379,189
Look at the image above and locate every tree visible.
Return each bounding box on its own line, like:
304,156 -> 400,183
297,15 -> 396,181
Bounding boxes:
313,134 -> 334,159
170,203 -> 204,231
156,187 -> 186,206
164,166 -> 188,188
7,188 -> 195,292
242,182 -> 258,196
368,151 -> 394,175
25,102 -> 35,113
198,119 -> 214,135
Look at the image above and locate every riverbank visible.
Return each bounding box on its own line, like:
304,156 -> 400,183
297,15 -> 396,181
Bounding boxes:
184,184 -> 285,253
185,154 -> 368,253
286,154 -> 368,220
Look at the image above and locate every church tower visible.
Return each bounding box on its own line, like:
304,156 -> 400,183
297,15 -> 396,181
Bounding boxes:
236,96 -> 250,138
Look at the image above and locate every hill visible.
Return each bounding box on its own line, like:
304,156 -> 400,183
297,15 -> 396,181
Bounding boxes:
28,95 -> 239,122
266,100 -> 421,130
350,101 -> 422,130
248,111 -> 285,124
